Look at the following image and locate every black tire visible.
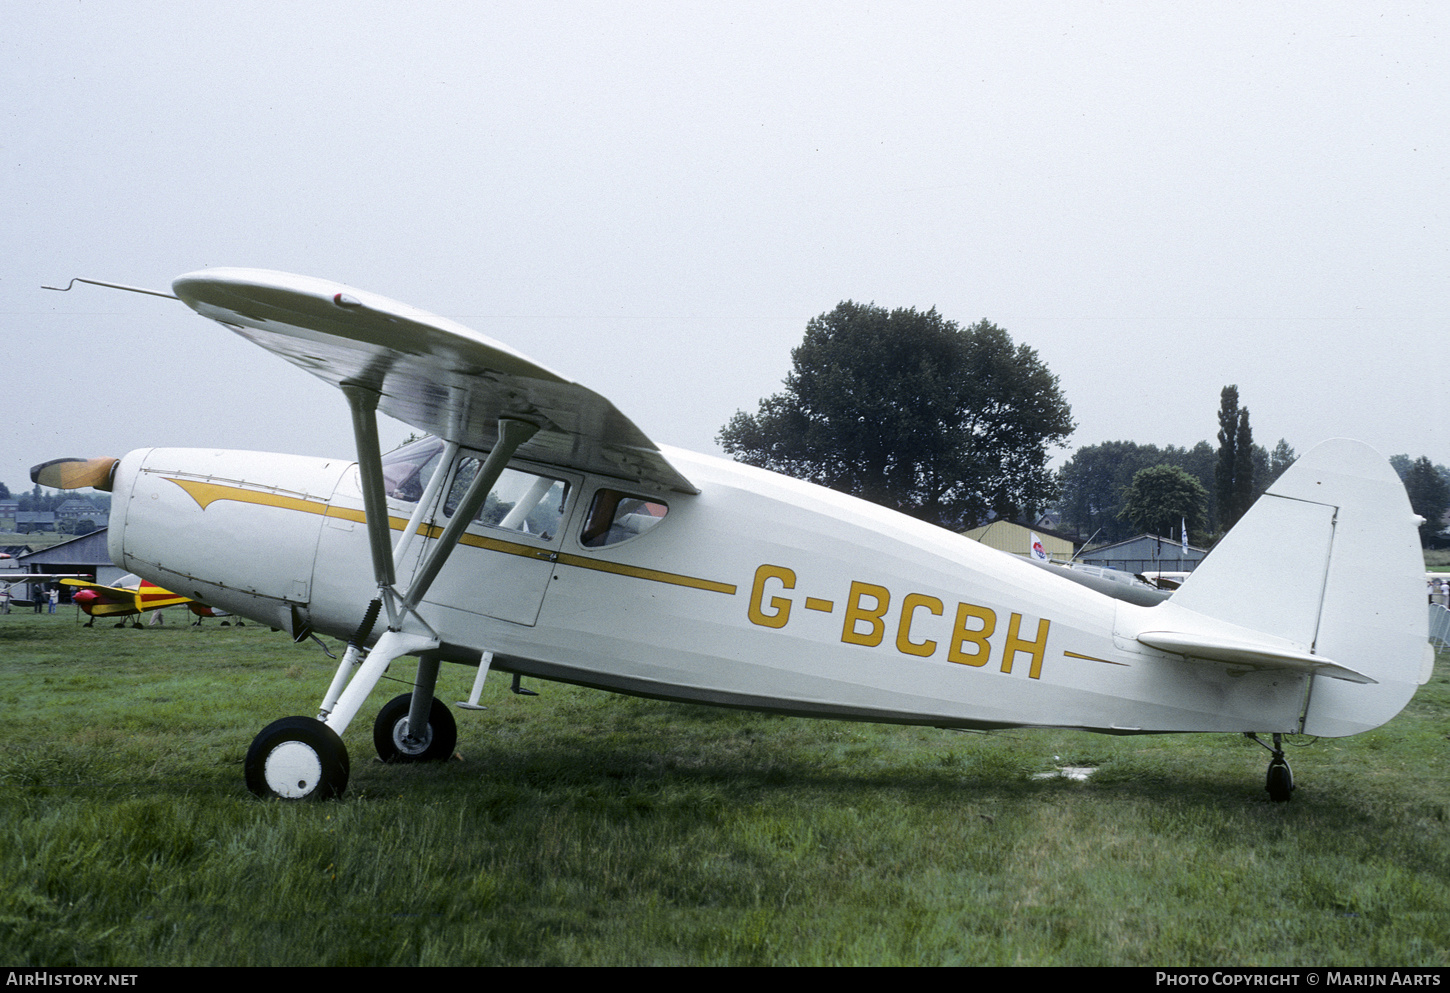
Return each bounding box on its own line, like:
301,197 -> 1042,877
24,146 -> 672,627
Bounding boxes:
245,716 -> 349,800
1266,759 -> 1294,803
373,693 -> 457,763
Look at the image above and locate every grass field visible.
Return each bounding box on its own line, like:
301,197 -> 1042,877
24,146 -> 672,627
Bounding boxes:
1,611 -> 1446,966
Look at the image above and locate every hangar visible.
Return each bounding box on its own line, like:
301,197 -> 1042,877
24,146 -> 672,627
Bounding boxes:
961,520 -> 1077,562
9,529 -> 122,603
1075,533 -> 1207,576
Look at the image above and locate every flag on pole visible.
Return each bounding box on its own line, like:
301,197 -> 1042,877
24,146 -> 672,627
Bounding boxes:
1181,518 -> 1188,555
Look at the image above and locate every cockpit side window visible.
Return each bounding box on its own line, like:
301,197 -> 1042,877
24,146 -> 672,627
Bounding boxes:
381,436 -> 446,503
444,458 -> 570,542
581,490 -> 669,547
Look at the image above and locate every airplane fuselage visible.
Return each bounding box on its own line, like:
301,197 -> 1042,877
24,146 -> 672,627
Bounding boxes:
107,443 -> 1315,736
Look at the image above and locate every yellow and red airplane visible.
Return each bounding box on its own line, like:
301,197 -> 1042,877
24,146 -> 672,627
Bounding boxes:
34,269 -> 1432,803
62,576 -> 192,626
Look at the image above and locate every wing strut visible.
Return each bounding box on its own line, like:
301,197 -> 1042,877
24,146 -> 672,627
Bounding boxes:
342,385 -> 399,598
404,419 -> 539,612
316,397 -> 540,740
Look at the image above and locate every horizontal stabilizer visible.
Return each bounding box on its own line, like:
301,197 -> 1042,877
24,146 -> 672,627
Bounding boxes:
1136,630 -> 1374,684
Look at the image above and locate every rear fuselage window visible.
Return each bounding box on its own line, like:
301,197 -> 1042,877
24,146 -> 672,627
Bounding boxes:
581,490 -> 668,547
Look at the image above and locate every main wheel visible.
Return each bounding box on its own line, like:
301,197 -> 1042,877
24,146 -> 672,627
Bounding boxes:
1266,758 -> 1294,803
245,716 -> 349,800
373,693 -> 457,763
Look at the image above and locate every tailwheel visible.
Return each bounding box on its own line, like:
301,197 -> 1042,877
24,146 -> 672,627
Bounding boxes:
245,716 -> 350,800
1248,732 -> 1295,803
1266,756 -> 1294,803
373,693 -> 457,763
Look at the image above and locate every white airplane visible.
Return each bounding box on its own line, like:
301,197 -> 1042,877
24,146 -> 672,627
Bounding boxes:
36,269 -> 1432,803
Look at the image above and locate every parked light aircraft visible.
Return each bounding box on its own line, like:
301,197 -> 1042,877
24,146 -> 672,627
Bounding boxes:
61,575 -> 192,626
36,269 -> 1432,802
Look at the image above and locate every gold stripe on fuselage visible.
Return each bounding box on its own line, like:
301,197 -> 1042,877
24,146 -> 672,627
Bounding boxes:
161,476 -> 737,596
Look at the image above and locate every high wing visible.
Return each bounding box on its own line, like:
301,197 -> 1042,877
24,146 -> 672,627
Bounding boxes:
171,269 -> 698,495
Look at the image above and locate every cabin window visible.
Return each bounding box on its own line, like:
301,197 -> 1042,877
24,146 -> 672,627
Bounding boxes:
581,490 -> 668,547
444,459 -> 570,541
381,436 -> 446,503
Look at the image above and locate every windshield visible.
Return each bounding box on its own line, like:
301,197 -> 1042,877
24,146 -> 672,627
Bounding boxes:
381,436 -> 446,502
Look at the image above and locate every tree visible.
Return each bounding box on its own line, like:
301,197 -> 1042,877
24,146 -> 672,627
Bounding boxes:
719,302 -> 1074,529
1265,439 -> 1297,489
1058,441 -> 1170,543
1215,386 -> 1239,528
1389,454 -> 1450,490
1233,405 -> 1256,518
1214,386 -> 1259,530
1056,439 -> 1218,543
1118,464 -> 1208,540
1403,456 -> 1450,546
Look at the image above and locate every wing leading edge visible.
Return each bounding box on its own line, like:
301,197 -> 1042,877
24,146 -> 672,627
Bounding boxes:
171,268 -> 698,494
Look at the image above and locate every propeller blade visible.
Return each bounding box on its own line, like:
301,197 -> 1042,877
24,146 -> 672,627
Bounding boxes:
30,457 -> 119,491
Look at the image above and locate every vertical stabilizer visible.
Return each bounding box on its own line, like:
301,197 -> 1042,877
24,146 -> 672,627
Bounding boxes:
1171,439 -> 1429,736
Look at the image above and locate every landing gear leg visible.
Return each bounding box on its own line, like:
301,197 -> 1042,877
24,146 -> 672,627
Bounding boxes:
374,694 -> 457,763
372,652 -> 457,763
240,408 -> 537,801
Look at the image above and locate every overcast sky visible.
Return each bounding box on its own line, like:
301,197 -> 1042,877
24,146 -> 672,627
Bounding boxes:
3,1 -> 1445,498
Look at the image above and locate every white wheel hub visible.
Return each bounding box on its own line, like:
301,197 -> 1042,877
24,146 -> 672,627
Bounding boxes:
264,740 -> 324,798
392,718 -> 432,756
